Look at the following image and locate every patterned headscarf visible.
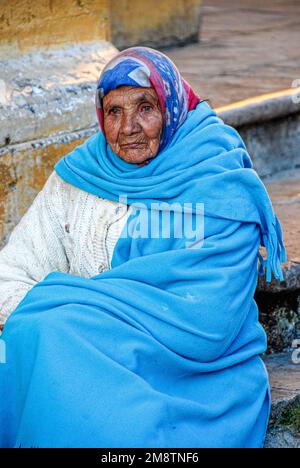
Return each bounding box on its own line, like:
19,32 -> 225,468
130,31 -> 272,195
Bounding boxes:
95,46 -> 200,153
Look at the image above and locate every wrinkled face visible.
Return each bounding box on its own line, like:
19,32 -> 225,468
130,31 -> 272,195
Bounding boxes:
103,85 -> 163,164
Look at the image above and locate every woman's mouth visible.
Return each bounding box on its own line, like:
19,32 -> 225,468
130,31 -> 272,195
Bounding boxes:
121,143 -> 146,149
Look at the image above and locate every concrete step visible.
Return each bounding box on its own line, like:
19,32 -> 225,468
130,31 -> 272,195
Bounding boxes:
0,41 -> 116,148
218,90 -> 300,180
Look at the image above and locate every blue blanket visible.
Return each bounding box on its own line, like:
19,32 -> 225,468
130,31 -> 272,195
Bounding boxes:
0,102 -> 285,447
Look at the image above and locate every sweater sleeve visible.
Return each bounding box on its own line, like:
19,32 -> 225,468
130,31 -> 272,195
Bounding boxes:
0,171 -> 70,329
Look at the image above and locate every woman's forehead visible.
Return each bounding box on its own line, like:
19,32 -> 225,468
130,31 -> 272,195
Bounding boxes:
103,86 -> 159,107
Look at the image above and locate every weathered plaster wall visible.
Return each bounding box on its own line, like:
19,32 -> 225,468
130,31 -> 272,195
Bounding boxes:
0,128 -> 96,248
0,0 -> 110,56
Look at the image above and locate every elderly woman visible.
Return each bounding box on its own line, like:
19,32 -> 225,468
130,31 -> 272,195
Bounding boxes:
0,47 -> 286,448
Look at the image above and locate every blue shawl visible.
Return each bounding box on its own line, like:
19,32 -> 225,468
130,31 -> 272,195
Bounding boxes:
0,101 -> 286,448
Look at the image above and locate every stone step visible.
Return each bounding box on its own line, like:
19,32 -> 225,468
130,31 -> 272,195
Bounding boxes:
218,90 -> 300,180
263,352 -> 300,448
0,41 -> 116,149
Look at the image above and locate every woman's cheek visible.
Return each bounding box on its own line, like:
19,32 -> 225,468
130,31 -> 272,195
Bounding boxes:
104,118 -> 120,145
140,113 -> 163,139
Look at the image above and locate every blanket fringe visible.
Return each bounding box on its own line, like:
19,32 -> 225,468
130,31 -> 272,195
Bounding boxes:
258,215 -> 287,283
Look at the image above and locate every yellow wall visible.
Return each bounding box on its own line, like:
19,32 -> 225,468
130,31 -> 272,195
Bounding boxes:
0,0 -> 202,56
0,0 -> 110,55
0,135 -> 88,248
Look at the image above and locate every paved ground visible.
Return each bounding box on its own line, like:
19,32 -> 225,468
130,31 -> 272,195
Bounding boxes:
164,0 -> 300,108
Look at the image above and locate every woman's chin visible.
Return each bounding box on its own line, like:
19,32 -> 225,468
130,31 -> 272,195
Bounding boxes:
118,151 -> 152,164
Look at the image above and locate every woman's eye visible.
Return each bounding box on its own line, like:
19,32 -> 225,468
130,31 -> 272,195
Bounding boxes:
141,104 -> 152,112
108,108 -> 120,115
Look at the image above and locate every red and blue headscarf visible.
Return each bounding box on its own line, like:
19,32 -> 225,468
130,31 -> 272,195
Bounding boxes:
95,46 -> 200,152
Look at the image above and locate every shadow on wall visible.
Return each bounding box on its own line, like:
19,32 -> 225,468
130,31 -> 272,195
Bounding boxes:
110,0 -> 203,49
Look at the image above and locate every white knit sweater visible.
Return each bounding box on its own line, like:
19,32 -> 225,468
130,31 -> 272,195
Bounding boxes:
0,171 -> 133,329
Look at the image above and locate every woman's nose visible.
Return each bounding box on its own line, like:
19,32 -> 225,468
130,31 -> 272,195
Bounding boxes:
121,112 -> 140,135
